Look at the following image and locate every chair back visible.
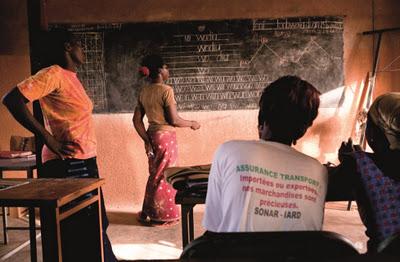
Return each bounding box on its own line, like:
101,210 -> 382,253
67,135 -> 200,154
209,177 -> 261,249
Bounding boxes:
10,135 -> 35,152
33,100 -> 45,176
378,233 -> 400,255
181,231 -> 359,261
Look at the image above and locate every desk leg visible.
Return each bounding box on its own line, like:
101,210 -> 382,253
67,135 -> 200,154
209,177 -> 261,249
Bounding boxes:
27,166 -> 38,261
29,208 -> 37,262
347,201 -> 352,210
27,168 -> 34,179
181,204 -> 195,249
96,188 -> 104,262
0,170 -> 7,245
189,207 -> 194,243
2,207 -> 8,244
40,207 -> 62,262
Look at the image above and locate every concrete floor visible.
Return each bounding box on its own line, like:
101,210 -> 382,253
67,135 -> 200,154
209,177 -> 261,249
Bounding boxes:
0,202 -> 368,261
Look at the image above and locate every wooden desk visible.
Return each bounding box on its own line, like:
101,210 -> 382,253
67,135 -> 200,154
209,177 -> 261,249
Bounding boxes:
0,157 -> 36,174
0,178 -> 104,262
0,157 -> 37,261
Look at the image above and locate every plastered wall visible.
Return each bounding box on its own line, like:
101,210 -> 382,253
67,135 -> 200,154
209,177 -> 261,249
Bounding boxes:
1,0 -> 399,211
0,0 -> 34,185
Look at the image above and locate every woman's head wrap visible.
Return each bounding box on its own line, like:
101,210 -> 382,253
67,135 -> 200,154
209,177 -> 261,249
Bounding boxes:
138,66 -> 150,77
368,92 -> 400,150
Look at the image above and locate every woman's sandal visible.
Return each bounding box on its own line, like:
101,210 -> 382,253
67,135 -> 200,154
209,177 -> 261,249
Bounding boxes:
137,211 -> 179,227
136,211 -> 152,226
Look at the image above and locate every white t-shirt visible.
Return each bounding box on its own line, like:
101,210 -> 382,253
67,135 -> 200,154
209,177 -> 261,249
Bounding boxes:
202,140 -> 328,232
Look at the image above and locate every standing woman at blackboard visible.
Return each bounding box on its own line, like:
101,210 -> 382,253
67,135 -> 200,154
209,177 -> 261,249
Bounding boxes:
133,54 -> 201,226
2,30 -> 117,262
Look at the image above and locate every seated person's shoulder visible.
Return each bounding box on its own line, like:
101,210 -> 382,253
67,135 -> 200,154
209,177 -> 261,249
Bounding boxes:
220,139 -> 247,147
294,150 -> 327,173
213,140 -> 253,159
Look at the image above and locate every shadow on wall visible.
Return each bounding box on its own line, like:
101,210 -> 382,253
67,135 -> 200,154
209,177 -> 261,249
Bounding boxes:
298,79 -> 365,164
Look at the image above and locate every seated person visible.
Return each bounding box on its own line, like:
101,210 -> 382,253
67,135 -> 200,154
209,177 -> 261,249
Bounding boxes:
328,93 -> 400,254
203,75 -> 328,232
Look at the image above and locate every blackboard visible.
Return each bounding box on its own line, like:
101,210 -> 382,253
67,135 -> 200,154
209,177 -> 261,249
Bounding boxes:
52,16 -> 344,113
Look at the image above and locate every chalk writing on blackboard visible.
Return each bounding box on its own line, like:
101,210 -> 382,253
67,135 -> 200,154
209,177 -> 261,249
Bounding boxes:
75,32 -> 108,112
51,16 -> 344,113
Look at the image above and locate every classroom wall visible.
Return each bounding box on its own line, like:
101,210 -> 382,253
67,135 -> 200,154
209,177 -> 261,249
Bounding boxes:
0,0 -> 34,184
1,0 -> 399,212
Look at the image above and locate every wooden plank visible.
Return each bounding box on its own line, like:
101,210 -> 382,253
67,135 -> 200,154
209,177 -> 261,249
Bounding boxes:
363,27 -> 400,35
59,195 -> 98,221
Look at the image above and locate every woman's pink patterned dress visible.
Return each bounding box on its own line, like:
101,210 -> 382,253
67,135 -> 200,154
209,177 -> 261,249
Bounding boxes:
141,130 -> 180,222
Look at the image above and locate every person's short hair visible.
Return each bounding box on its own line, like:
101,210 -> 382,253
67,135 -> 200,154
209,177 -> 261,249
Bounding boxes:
39,29 -> 79,68
140,54 -> 165,79
258,75 -> 321,144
